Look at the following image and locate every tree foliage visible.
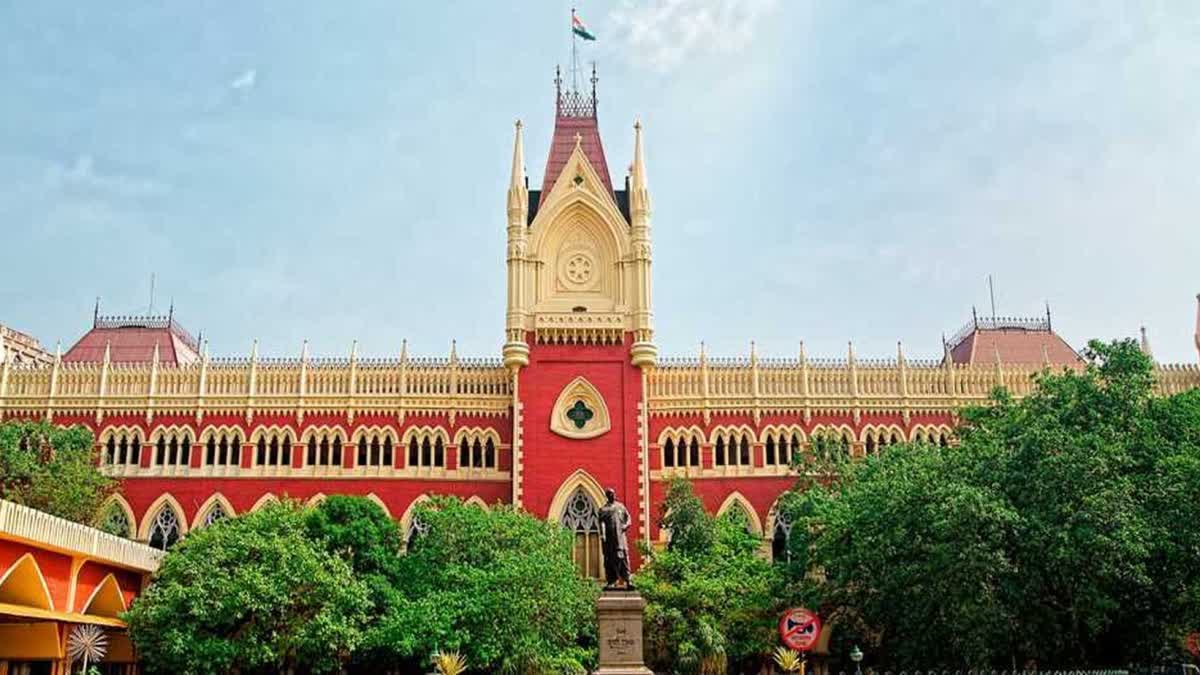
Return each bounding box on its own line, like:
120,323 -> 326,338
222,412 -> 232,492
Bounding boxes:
782,340 -> 1200,668
377,497 -> 599,674
0,420 -> 114,524
125,501 -> 371,674
637,478 -> 783,674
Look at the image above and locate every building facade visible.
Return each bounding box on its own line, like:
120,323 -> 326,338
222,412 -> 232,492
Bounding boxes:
1,75 -> 1199,576
0,499 -> 162,674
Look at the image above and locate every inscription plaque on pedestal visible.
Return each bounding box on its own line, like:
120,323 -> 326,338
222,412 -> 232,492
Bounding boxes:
594,590 -> 653,675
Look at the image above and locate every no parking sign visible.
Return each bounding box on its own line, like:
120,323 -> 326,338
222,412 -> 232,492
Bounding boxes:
779,607 -> 821,652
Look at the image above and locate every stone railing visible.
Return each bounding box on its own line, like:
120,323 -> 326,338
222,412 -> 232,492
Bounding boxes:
0,499 -> 163,572
0,353 -> 513,423
648,351 -> 1200,422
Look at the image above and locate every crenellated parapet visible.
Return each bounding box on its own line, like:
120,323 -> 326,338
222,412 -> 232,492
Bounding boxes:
0,348 -> 513,424
648,344 -> 1200,423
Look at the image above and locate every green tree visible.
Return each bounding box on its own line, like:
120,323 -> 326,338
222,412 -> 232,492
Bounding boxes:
637,478 -> 783,674
305,495 -> 407,670
125,501 -> 371,675
0,420 -> 114,524
782,339 -> 1200,668
377,497 -> 599,674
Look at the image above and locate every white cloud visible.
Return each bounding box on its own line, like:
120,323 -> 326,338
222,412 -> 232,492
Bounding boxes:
230,68 -> 257,91
44,155 -> 167,197
609,0 -> 778,72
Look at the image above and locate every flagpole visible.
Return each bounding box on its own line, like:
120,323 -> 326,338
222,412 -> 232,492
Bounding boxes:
571,8 -> 578,92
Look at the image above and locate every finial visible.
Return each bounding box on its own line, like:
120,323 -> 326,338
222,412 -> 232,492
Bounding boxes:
1045,301 -> 1052,330
1139,326 -> 1153,359
400,338 -> 409,362
350,339 -> 358,361
510,119 -> 526,192
202,339 -> 209,360
168,298 -> 174,322
151,341 -> 159,365
699,340 -> 707,362
631,120 -> 648,195
103,340 -> 111,364
93,296 -> 100,327
574,132 -> 583,150
250,339 -> 259,362
798,340 -> 807,364
897,340 -> 905,363
301,339 -> 309,362
847,340 -> 856,362
449,339 -> 458,362
972,305 -> 978,327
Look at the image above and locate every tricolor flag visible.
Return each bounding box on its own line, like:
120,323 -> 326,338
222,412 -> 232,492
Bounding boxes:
572,12 -> 596,41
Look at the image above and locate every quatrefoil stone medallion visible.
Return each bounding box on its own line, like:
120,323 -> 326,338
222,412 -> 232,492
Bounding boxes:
566,400 -> 594,429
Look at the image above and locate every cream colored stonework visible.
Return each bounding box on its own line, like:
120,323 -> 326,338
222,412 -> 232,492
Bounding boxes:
550,376 -> 612,440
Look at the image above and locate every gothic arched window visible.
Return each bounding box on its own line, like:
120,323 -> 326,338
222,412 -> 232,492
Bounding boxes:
772,509 -> 794,564
202,502 -> 228,527
560,488 -> 602,579
98,503 -> 131,538
148,506 -> 181,550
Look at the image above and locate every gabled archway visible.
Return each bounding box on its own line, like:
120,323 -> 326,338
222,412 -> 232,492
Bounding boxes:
716,491 -> 763,536
80,573 -> 126,618
0,553 -> 54,611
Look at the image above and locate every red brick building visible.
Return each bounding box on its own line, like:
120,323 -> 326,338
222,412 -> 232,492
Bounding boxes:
1,73 -> 1198,578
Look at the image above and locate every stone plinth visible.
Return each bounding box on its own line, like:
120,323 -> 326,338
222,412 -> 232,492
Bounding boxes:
594,590 -> 653,675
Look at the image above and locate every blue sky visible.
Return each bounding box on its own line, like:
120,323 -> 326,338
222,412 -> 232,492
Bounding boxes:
2,1 -> 1198,362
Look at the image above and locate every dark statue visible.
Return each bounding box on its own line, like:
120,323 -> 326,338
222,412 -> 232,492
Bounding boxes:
598,487 -> 632,589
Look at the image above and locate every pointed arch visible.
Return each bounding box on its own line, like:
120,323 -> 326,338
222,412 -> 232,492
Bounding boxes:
451,426 -> 502,446
95,494 -> 136,537
656,425 -> 705,446
464,495 -> 490,510
400,425 -> 451,446
400,494 -> 432,534
80,573 -> 126,618
299,425 -> 348,445
249,424 -> 298,445
365,493 -> 392,518
306,493 -> 328,508
0,553 -> 54,611
707,424 -> 756,446
250,493 -> 280,511
191,493 -> 237,530
716,491 -> 763,536
350,425 -> 400,445
138,493 -> 188,540
546,469 -> 607,522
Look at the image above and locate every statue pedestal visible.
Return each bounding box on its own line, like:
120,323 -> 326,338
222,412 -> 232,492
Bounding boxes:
594,590 -> 653,675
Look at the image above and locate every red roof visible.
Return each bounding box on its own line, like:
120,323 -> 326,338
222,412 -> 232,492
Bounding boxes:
63,316 -> 200,365
540,98 -> 613,202
948,319 -> 1081,367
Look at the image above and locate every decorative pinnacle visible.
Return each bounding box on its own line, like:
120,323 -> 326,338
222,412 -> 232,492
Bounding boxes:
1139,326 -> 1153,359
400,339 -> 408,362
151,341 -> 159,364
897,340 -> 905,362
103,340 -> 111,363
449,339 -> 458,363
55,340 -> 62,359
798,340 -> 807,363
301,339 -> 309,362
574,132 -> 583,150
510,120 -> 526,192
250,339 -> 259,362
631,120 -> 648,195
350,340 -> 358,361
202,340 -> 209,360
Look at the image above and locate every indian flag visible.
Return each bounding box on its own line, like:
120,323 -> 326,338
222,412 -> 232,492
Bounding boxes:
572,13 -> 596,41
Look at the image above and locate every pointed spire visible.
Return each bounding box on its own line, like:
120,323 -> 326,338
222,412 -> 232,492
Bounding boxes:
301,339 -> 310,362
631,120 -> 647,193
1139,326 -> 1153,359
400,338 -> 409,363
168,298 -> 174,323
798,340 -> 807,365
897,340 -> 905,363
151,341 -> 159,366
250,339 -> 259,363
510,120 -> 526,191
699,340 -> 707,364
847,340 -> 856,363
202,339 -> 210,361
574,132 -> 583,152
449,339 -> 458,364
350,339 -> 359,362
1045,301 -> 1053,330
93,297 -> 100,327
103,340 -> 111,364
749,340 -> 757,363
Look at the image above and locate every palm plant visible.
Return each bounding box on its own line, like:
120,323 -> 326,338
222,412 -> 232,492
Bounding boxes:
431,649 -> 468,675
772,646 -> 805,674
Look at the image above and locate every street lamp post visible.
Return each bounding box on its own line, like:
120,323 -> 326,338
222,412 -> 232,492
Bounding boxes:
849,645 -> 863,675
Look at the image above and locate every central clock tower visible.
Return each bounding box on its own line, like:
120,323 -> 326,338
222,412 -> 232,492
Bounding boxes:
503,69 -> 657,566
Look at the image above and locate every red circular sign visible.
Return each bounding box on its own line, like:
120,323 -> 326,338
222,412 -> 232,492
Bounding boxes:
1186,631 -> 1200,658
779,607 -> 822,652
